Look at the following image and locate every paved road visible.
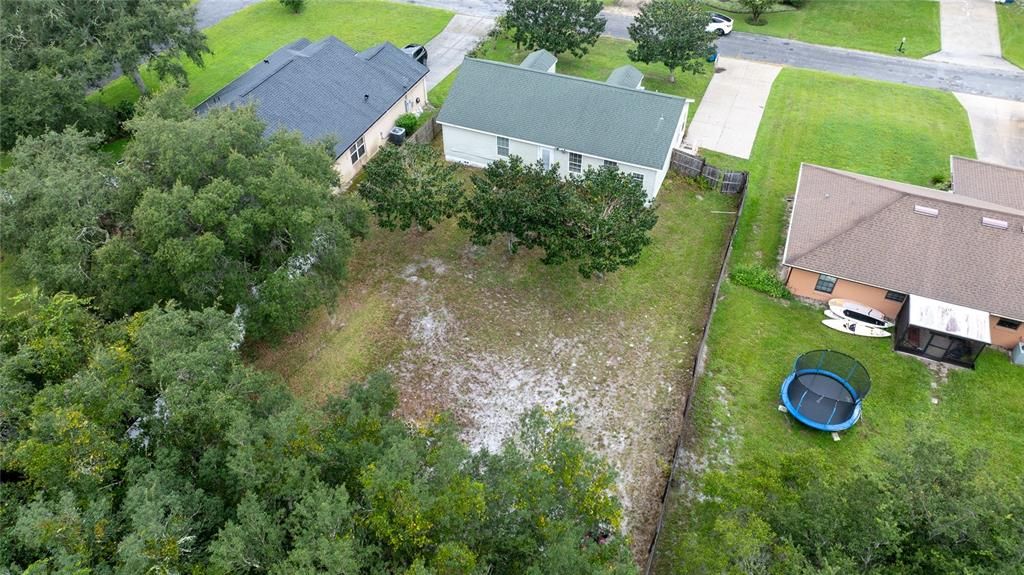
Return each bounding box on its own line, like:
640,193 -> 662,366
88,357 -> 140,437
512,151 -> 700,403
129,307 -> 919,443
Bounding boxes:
196,0 -> 264,29
194,1 -> 1024,104
711,32 -> 1024,103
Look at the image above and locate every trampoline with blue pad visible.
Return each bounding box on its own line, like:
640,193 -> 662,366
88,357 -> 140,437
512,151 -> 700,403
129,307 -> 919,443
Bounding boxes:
780,350 -> 871,432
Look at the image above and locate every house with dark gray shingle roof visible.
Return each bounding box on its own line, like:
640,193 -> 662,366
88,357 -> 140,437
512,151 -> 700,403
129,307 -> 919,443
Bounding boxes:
782,157 -> 1024,363
437,51 -> 692,199
196,36 -> 428,184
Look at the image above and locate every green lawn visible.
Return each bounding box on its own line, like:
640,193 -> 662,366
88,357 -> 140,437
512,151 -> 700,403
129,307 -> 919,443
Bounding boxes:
650,70 -> 1004,572
430,35 -> 714,121
733,68 -> 974,269
94,0 -> 453,107
720,0 -> 941,58
998,3 -> 1024,69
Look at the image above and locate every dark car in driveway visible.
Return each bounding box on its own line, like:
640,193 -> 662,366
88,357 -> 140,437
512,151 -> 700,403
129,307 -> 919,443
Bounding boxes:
403,44 -> 427,66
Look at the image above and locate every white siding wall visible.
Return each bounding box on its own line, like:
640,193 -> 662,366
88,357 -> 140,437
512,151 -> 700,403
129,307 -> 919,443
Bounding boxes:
440,124 -> 663,200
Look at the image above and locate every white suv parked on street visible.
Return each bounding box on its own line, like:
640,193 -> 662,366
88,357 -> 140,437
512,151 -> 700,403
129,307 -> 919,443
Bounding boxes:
706,12 -> 734,36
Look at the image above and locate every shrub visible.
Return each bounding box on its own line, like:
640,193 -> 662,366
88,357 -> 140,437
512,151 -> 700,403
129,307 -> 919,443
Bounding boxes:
279,0 -> 304,13
395,113 -> 419,134
730,265 -> 790,298
783,0 -> 807,8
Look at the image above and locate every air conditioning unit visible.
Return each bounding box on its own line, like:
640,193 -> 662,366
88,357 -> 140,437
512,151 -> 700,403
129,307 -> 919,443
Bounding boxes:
1012,341 -> 1024,366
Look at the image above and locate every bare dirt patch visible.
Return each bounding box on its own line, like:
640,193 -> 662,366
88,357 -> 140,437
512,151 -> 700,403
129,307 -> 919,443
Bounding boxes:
253,177 -> 738,563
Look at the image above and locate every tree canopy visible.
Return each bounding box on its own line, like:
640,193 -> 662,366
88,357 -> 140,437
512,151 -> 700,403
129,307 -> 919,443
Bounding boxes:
461,157 -> 658,277
665,434 -> 1024,573
358,143 -> 464,232
503,0 -> 606,58
627,0 -> 715,83
1,90 -> 367,340
0,0 -> 207,148
0,293 -> 638,573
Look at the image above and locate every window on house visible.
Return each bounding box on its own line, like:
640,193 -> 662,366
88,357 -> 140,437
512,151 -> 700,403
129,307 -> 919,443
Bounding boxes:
996,317 -> 1022,330
814,274 -> 838,294
569,152 -> 582,173
631,173 -> 644,186
496,136 -> 509,157
349,136 -> 367,164
884,291 -> 907,303
603,160 -> 618,169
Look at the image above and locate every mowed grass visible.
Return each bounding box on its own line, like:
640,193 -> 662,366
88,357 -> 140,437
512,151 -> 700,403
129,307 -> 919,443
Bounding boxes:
94,0 -> 452,107
650,71 -> 1007,572
733,68 -> 975,268
998,3 -> 1024,69
431,35 -> 714,121
726,0 -> 941,58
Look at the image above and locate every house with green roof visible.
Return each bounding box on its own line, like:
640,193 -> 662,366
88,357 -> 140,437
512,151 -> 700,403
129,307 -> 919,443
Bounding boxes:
437,51 -> 692,199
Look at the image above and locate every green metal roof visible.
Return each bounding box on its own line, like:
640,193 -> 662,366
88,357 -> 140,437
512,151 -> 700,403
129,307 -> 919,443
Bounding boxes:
520,49 -> 557,71
606,65 -> 643,88
437,58 -> 688,169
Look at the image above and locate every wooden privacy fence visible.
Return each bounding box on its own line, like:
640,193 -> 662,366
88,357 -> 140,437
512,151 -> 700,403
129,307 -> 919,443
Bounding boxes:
670,149 -> 749,194
407,117 -> 438,145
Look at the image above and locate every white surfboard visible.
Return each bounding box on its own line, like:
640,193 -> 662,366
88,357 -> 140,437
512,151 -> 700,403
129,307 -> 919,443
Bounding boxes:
828,298 -> 894,329
822,316 -> 891,338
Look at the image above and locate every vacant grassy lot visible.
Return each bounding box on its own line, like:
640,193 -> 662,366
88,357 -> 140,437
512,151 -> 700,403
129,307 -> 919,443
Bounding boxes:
721,0 -> 941,58
429,34 -> 714,121
732,68 -> 974,269
95,0 -> 452,107
650,71 -> 1008,572
254,172 -> 738,560
998,3 -> 1024,69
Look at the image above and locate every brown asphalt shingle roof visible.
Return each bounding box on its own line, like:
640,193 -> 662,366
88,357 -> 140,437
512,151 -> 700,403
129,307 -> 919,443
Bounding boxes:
784,163 -> 1024,322
952,156 -> 1024,211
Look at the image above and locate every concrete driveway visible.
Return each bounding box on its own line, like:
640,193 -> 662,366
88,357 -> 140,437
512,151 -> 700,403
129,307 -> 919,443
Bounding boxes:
955,93 -> 1024,168
683,58 -> 781,160
926,0 -> 1020,72
423,14 -> 495,90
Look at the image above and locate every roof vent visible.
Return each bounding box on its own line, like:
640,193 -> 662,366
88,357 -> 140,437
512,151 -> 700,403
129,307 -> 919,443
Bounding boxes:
364,94 -> 369,103
981,217 -> 1008,230
914,205 -> 939,217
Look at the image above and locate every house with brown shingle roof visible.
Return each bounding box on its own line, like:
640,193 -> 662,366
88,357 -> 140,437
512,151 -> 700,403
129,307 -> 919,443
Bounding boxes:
782,157 -> 1024,366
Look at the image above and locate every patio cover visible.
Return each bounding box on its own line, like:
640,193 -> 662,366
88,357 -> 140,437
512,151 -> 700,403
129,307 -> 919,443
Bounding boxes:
908,295 -> 992,344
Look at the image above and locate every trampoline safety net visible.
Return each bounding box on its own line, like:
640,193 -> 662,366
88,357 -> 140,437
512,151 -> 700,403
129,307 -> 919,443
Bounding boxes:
793,350 -> 871,400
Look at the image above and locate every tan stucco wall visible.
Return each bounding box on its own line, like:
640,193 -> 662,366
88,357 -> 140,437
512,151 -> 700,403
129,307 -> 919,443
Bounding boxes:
786,267 -> 1024,350
334,78 -> 429,185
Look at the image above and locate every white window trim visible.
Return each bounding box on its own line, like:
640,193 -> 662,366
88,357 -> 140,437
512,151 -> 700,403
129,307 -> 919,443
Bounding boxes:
568,152 -> 582,174
497,136 -> 509,157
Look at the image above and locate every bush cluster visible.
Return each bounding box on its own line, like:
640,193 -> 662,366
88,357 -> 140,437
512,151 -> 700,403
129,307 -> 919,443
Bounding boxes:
730,264 -> 791,298
395,112 -> 419,134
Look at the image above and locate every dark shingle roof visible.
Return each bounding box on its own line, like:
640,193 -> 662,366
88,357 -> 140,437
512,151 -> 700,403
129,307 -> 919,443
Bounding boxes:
195,37 -> 427,158
437,58 -> 688,169
784,163 -> 1024,321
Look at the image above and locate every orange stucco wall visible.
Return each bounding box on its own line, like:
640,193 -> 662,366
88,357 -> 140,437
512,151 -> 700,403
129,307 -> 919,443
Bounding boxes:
990,316 -> 1024,349
786,267 -> 1024,349
786,268 -> 904,319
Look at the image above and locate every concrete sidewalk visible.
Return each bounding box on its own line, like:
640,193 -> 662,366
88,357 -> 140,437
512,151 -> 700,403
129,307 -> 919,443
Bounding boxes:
954,93 -> 1024,168
423,14 -> 495,91
683,58 -> 781,160
926,0 -> 1020,72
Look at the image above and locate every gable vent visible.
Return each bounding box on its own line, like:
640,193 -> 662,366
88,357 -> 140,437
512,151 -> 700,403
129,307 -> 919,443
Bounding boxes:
981,217 -> 1008,230
914,205 -> 939,217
